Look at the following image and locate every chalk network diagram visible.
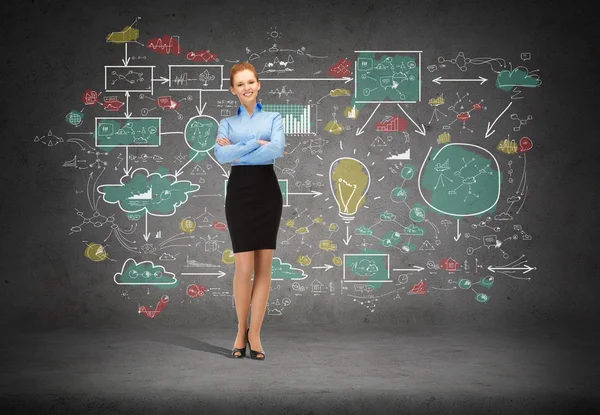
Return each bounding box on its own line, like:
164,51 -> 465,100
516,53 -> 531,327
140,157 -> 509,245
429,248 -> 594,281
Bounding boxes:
37,18 -> 540,318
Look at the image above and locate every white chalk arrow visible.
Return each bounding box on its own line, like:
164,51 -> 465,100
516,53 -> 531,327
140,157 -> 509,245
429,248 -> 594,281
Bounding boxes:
488,264 -> 536,274
206,151 -> 229,178
123,146 -> 132,175
180,271 -> 227,278
432,76 -> 487,85
397,104 -> 426,136
122,42 -> 130,66
485,102 -> 513,138
453,218 -> 461,241
260,76 -> 353,84
312,264 -> 334,271
343,224 -> 352,246
195,102 -> 207,116
288,190 -> 322,197
355,103 -> 381,136
175,150 -> 199,178
143,210 -> 151,241
152,76 -> 169,84
124,91 -> 132,118
392,266 -> 425,272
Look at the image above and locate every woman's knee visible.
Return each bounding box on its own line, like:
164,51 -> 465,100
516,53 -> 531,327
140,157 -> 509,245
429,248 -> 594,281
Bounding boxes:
234,267 -> 254,279
234,252 -> 255,277
253,250 -> 274,274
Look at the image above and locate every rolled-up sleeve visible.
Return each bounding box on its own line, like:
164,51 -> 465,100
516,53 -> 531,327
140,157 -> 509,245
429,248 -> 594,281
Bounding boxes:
236,113 -> 285,163
213,119 -> 260,164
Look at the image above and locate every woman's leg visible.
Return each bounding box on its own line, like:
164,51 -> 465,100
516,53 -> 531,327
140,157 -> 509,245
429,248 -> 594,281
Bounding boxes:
232,251 -> 254,356
248,249 -> 275,356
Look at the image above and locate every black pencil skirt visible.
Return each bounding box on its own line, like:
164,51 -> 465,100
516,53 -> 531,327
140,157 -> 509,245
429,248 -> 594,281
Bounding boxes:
225,164 -> 283,253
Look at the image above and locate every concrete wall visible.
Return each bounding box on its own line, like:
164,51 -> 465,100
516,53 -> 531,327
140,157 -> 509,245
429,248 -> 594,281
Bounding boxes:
1,0 -> 597,329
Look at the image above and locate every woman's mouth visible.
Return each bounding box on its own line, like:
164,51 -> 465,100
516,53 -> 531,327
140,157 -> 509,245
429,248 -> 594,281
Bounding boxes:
243,92 -> 253,97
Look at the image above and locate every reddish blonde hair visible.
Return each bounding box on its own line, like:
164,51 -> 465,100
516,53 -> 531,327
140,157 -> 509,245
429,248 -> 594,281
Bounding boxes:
229,62 -> 259,87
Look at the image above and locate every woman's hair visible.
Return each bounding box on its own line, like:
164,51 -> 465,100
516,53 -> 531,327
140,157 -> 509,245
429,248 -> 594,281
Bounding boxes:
229,62 -> 259,87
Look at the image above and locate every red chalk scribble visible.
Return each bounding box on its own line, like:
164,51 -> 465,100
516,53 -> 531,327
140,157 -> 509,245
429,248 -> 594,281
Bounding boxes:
157,96 -> 179,110
102,96 -> 124,111
138,295 -> 169,318
187,284 -> 206,298
212,221 -> 227,231
328,58 -> 352,78
518,137 -> 533,152
147,35 -> 181,55
456,112 -> 470,122
82,89 -> 98,105
186,50 -> 218,62
409,280 -> 427,295
375,115 -> 409,132
440,258 -> 459,272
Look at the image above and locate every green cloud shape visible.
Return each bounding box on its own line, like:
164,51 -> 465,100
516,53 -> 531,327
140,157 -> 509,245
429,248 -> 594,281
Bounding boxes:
380,211 -> 396,221
496,67 -> 541,91
98,167 -> 199,215
354,226 -> 374,236
114,258 -> 178,287
404,224 -> 425,236
381,230 -> 402,246
271,257 -> 307,280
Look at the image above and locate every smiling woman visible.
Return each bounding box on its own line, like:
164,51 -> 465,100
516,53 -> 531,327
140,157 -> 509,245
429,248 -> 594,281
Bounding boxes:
212,62 -> 285,361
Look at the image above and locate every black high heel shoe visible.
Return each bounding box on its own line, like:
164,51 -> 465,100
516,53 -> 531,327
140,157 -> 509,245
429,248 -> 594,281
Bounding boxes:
231,330 -> 247,359
246,328 -> 265,361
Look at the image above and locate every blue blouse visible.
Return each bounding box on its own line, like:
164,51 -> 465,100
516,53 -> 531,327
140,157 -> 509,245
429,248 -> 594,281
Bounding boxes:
213,102 -> 286,166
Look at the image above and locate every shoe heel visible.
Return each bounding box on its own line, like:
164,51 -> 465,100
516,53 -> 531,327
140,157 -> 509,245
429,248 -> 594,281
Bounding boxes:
231,347 -> 246,358
247,328 -> 265,361
232,329 -> 247,358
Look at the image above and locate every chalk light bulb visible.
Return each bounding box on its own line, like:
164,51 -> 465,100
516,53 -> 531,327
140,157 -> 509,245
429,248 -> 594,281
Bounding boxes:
329,157 -> 371,222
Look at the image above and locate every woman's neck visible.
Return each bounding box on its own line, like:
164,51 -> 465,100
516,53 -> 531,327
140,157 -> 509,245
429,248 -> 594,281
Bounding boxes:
242,101 -> 256,116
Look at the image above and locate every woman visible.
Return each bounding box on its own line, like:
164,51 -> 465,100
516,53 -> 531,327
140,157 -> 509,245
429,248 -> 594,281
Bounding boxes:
213,62 -> 285,360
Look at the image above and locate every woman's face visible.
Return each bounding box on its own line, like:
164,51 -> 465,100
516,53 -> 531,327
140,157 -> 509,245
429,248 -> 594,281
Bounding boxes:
230,69 -> 260,105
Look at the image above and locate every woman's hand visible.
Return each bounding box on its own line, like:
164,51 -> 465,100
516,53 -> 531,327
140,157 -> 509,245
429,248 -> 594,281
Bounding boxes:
216,137 -> 231,146
258,140 -> 269,146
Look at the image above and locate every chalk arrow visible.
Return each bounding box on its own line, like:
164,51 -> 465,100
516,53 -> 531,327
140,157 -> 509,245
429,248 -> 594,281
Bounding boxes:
123,146 -> 132,175
397,104 -> 426,136
488,264 -> 536,274
432,76 -> 487,85
343,225 -> 352,245
143,211 -> 151,242
152,76 -> 169,84
175,151 -> 200,178
204,152 -> 229,178
122,42 -> 130,66
356,103 -> 381,136
485,102 -> 513,138
124,91 -> 132,118
288,190 -> 322,197
312,264 -> 334,271
453,218 -> 461,241
392,266 -> 425,272
260,77 -> 353,84
181,271 -> 227,278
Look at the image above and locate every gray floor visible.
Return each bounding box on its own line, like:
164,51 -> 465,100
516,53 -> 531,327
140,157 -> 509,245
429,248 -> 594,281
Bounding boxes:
1,322 -> 598,414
